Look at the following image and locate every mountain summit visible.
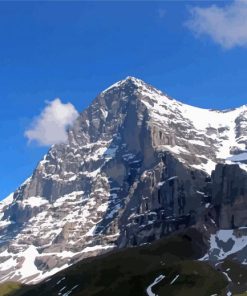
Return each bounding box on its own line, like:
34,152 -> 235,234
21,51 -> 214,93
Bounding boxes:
1,77 -> 247,284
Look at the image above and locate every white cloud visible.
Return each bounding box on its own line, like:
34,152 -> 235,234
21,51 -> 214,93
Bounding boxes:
25,98 -> 79,146
186,0 -> 247,49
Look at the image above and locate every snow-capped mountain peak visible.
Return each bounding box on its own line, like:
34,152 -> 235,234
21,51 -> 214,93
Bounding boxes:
1,77 -> 247,284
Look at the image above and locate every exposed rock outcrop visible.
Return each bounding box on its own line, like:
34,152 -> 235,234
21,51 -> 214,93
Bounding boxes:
212,163 -> 247,229
1,77 -> 247,283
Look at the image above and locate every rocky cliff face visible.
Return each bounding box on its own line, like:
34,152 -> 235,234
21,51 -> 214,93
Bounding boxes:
212,163 -> 247,229
1,77 -> 247,284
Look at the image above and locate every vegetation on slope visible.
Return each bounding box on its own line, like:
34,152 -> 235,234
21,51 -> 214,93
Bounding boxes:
0,282 -> 24,296
8,228 -> 230,296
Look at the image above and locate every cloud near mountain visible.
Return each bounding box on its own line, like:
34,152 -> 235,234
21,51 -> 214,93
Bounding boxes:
25,98 -> 79,146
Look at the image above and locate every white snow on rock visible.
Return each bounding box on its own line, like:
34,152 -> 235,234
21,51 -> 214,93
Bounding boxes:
0,184 -> 118,283
191,159 -> 216,175
200,229 -> 247,261
0,193 -> 14,220
129,76 -> 247,174
22,196 -> 49,208
228,152 -> 247,162
2,77 -> 247,285
19,246 -> 41,281
81,245 -> 114,253
0,193 -> 14,209
146,274 -> 165,296
170,274 -> 179,285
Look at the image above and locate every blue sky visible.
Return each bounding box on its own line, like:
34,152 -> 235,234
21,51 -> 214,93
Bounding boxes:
1,0 -> 247,199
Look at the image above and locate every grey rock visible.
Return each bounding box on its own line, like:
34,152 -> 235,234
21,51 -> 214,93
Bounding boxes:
212,163 -> 247,228
1,77 -> 247,283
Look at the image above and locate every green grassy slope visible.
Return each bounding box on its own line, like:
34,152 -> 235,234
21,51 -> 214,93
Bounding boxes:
0,282 -> 24,296
8,228 -> 229,296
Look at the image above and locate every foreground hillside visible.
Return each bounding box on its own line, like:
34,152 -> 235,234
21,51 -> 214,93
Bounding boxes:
0,228 -> 231,296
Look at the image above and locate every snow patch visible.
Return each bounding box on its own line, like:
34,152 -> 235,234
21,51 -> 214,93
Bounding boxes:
146,274 -> 165,296
22,196 -> 49,208
170,274 -> 179,285
200,229 -> 247,261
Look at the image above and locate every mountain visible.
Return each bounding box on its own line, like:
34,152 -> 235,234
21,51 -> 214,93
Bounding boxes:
0,76 -> 247,289
4,228 -> 230,296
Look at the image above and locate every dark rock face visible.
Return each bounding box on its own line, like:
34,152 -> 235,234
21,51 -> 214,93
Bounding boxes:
119,152 -> 207,247
212,163 -> 247,229
1,76 -> 247,283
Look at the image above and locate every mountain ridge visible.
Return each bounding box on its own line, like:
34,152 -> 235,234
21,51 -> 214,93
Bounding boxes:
105,76 -> 247,113
0,77 -> 247,287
